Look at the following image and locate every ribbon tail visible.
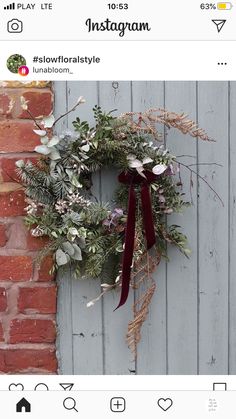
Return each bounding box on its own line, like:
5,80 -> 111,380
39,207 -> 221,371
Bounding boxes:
141,183 -> 156,250
115,184 -> 136,311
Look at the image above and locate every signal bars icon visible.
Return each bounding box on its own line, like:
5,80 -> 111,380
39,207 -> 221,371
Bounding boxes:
4,2 -> 15,9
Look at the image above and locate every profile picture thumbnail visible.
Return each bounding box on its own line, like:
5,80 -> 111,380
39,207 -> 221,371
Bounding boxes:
6,54 -> 28,75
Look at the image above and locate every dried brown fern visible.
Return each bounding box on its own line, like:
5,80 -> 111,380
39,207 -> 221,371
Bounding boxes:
120,108 -> 214,142
126,250 -> 161,355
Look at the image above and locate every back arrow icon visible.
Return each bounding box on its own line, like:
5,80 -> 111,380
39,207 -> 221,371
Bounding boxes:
212,19 -> 227,33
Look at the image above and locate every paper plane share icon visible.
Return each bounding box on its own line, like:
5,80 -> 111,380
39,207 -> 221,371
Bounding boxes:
212,19 -> 227,33
59,383 -> 74,391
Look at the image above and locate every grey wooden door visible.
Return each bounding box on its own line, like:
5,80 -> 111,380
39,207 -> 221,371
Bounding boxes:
55,81 -> 236,375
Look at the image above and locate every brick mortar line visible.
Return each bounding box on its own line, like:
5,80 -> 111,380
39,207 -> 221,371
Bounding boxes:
0,343 -> 55,349
0,87 -> 52,93
0,153 -> 37,158
0,314 -> 56,321
0,117 -> 52,123
0,281 -> 54,287
0,251 -> 42,255
0,119 -> 45,124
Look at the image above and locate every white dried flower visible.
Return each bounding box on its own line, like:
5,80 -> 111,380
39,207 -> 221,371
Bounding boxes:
77,96 -> 86,105
87,301 -> 95,308
24,198 -> 38,215
152,164 -> 167,175
20,96 -> 29,110
31,226 -> 44,237
55,200 -> 68,214
67,193 -> 91,207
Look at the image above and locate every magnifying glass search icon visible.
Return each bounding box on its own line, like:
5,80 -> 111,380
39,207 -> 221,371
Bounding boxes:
63,397 -> 78,412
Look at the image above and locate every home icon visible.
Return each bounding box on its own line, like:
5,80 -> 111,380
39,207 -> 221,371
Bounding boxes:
16,398 -> 31,413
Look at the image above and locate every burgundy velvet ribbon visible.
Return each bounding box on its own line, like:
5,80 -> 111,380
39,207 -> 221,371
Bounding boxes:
115,170 -> 157,310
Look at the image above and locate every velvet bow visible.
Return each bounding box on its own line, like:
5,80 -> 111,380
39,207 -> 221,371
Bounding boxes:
115,170 -> 157,310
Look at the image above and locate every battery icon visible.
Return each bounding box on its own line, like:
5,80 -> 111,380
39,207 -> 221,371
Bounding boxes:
217,2 -> 233,9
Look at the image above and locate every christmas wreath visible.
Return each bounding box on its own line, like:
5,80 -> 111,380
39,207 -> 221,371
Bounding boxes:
16,97 -> 221,353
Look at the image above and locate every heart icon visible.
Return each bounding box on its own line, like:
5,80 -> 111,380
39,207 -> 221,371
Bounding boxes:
9,383 -> 24,391
157,398 -> 173,411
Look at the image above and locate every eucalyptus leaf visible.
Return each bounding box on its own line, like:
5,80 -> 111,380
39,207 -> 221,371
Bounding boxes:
35,145 -> 51,155
43,114 -> 55,128
77,237 -> 86,249
72,244 -> 82,261
62,241 -> 75,256
48,136 -> 60,147
15,159 -> 25,168
33,129 -> 47,137
41,136 -> 49,145
56,249 -> 70,266
49,148 -> 61,160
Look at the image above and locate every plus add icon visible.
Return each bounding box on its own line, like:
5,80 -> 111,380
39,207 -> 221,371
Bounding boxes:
110,397 -> 126,413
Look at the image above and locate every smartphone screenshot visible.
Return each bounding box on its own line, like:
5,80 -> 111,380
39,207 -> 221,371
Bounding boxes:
0,0 -> 235,417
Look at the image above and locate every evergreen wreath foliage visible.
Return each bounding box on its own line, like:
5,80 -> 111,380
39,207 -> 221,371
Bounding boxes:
16,97 -> 220,353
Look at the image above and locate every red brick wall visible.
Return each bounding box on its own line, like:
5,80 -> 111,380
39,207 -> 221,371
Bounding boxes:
0,81 -> 58,374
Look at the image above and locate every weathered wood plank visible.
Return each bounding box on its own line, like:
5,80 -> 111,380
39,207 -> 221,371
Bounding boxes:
54,81 -> 74,374
55,82 -> 104,374
229,81 -> 236,374
67,81 -> 99,126
165,81 -> 198,374
98,81 -> 136,374
57,268 -> 74,374
198,81 -> 229,374
131,81 -> 167,374
67,82 -> 104,374
53,81 -> 69,133
72,278 -> 104,374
